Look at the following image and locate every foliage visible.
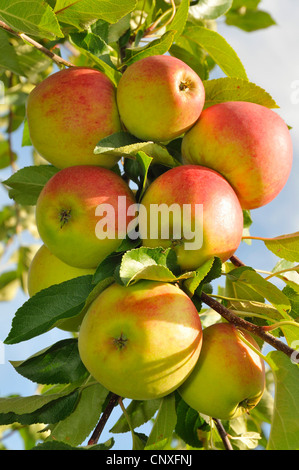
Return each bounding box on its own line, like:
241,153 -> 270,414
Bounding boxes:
0,0 -> 298,452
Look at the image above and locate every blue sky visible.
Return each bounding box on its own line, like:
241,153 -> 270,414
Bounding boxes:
0,0 -> 298,450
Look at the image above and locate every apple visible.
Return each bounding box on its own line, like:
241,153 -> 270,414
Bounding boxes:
26,67 -> 122,169
178,322 -> 266,420
181,101 -> 293,210
139,165 -> 244,271
116,55 -> 205,142
78,280 -> 203,400
35,165 -> 136,269
27,244 -> 95,331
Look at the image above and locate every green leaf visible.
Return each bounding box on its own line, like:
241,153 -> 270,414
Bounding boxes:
226,9 -> 276,32
2,165 -> 60,206
175,392 -> 208,448
94,131 -> 181,168
11,339 -> 88,385
123,30 -> 176,67
110,399 -> 161,434
0,389 -> 79,425
4,275 -> 94,345
32,438 -> 114,450
203,77 -> 279,109
267,351 -> 299,450
47,383 -> 110,447
54,0 -> 137,27
145,393 -> 177,449
0,30 -> 24,75
182,25 -> 248,79
189,0 -> 233,20
183,257 -> 222,297
227,267 -> 291,318
69,31 -> 110,56
263,232 -> 299,263
0,0 -> 63,39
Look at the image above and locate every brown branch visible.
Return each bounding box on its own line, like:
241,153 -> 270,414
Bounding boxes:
213,419 -> 233,450
200,291 -> 296,358
229,254 -> 246,267
88,393 -> 120,446
0,20 -> 74,68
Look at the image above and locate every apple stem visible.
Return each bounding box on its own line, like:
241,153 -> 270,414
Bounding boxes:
213,419 -> 233,450
88,392 -> 120,446
200,291 -> 297,359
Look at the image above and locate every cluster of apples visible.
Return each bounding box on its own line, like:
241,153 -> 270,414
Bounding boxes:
26,55 -> 292,420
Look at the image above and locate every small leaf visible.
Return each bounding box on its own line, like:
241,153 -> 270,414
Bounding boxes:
11,339 -> 88,385
189,0 -> 233,20
263,232 -> 299,263
110,399 -> 161,434
175,392 -> 208,448
226,9 -> 276,32
203,77 -> 279,109
145,393 -> 177,449
2,165 -> 60,206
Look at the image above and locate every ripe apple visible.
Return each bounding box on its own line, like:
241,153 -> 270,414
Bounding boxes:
116,55 -> 205,142
35,165 -> 136,269
26,67 -> 122,169
78,280 -> 203,400
27,244 -> 95,331
181,101 -> 293,210
139,165 -> 244,271
178,322 -> 266,420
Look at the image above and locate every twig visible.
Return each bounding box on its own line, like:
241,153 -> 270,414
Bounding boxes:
88,393 -> 120,446
0,20 -> 74,68
229,255 -> 246,267
213,419 -> 233,450
200,291 -> 296,358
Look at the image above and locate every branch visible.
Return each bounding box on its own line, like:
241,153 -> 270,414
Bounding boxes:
200,291 -> 296,358
0,20 -> 74,68
88,393 -> 120,446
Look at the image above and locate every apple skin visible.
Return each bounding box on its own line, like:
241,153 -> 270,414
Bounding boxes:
35,165 -> 136,269
116,55 -> 205,142
27,244 -> 95,331
139,165 -> 244,271
181,101 -> 293,210
26,67 -> 122,169
78,280 -> 203,400
178,322 -> 266,420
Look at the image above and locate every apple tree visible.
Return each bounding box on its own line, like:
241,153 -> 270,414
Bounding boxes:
0,0 -> 299,452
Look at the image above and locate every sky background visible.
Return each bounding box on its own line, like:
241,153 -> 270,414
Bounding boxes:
0,0 -> 298,450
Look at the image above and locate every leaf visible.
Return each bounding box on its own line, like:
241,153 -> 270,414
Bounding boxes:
183,257 -> 222,297
0,30 -> 24,76
226,9 -> 276,32
189,0 -> 233,20
123,30 -> 176,67
227,267 -> 291,318
2,165 -> 60,206
267,351 -> 299,450
32,439 -> 114,450
175,393 -> 208,448
54,0 -> 137,27
110,399 -> 161,434
47,383 -> 110,447
118,246 -> 192,286
4,275 -> 94,345
94,131 -> 181,168
203,77 -> 279,109
182,25 -> 248,79
0,0 -> 63,39
11,339 -> 88,385
262,232 -> 299,263
145,393 -> 177,449
0,389 -> 79,425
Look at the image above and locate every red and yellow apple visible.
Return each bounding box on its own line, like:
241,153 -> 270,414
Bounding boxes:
181,101 -> 293,210
116,55 -> 205,142
139,165 -> 244,271
26,67 -> 122,169
78,280 -> 203,400
178,322 -> 266,420
35,165 -> 136,269
27,244 -> 94,331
